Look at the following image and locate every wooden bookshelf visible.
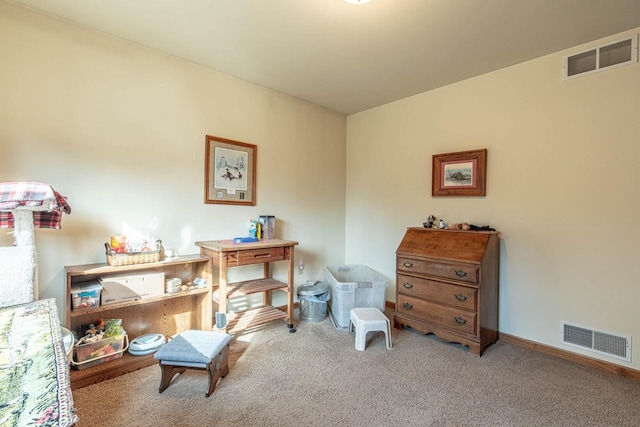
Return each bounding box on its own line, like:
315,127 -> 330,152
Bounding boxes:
65,254 -> 212,389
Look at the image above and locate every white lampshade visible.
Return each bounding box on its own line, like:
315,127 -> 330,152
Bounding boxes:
345,0 -> 371,4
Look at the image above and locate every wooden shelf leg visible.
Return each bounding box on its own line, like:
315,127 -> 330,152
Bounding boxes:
287,246 -> 296,333
217,252 -> 228,332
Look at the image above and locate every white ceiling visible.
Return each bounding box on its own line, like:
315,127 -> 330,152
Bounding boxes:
8,0 -> 640,114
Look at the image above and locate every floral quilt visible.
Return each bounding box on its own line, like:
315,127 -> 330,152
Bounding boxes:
0,299 -> 77,426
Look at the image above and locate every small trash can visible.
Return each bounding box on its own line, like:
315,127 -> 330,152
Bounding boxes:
297,281 -> 330,322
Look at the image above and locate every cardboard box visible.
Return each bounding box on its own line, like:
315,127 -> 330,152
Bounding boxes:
98,271 -> 164,305
100,280 -> 140,305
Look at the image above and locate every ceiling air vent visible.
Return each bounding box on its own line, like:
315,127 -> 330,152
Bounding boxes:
562,322 -> 631,362
562,34 -> 638,80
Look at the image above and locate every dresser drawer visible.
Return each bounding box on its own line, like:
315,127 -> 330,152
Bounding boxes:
227,247 -> 286,266
397,294 -> 476,335
396,274 -> 477,310
397,257 -> 478,284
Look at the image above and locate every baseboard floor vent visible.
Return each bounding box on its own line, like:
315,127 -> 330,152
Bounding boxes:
562,34 -> 638,80
562,322 -> 631,362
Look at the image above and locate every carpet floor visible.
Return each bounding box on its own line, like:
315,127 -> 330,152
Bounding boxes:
71,311 -> 640,427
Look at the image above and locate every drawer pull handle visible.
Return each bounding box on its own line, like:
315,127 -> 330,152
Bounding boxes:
403,282 -> 413,289
403,261 -> 413,268
454,316 -> 467,325
454,293 -> 467,302
454,270 -> 468,278
254,253 -> 272,259
403,302 -> 413,310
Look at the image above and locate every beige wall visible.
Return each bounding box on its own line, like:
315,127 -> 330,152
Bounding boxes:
346,29 -> 640,369
0,2 -> 346,311
3,1 -> 639,371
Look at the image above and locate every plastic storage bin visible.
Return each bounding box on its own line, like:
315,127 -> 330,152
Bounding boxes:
70,281 -> 102,310
71,334 -> 128,370
325,265 -> 388,329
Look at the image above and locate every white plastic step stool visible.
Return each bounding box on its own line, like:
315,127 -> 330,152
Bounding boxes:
348,307 -> 392,351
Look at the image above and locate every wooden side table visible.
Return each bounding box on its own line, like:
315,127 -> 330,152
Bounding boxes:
196,239 -> 298,333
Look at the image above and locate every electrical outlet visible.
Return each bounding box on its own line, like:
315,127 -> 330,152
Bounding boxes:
298,259 -> 304,275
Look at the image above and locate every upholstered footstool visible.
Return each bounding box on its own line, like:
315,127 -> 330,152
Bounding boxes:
349,307 -> 392,351
154,330 -> 232,397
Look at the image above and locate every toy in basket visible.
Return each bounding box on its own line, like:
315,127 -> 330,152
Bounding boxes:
105,239 -> 163,266
71,319 -> 129,370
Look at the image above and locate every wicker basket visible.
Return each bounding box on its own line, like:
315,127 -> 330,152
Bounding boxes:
106,249 -> 162,266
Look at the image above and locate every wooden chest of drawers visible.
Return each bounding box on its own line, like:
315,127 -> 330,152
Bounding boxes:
394,227 -> 500,356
